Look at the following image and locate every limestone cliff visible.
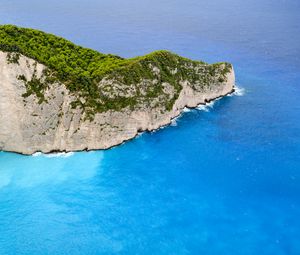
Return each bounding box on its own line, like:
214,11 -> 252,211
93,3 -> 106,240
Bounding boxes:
0,51 -> 234,154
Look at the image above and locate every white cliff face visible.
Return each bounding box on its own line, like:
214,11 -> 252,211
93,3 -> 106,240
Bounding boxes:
0,52 -> 235,154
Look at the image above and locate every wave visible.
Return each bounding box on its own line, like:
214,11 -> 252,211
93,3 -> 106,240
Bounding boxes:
196,100 -> 215,112
45,152 -> 74,158
183,107 -> 191,113
197,86 -> 245,112
32,152 -> 74,158
32,152 -> 42,157
228,86 -> 245,97
171,119 -> 178,126
234,86 -> 245,96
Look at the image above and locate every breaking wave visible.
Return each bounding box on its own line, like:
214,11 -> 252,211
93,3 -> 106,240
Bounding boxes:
33,152 -> 74,158
196,100 -> 216,112
228,86 -> 245,97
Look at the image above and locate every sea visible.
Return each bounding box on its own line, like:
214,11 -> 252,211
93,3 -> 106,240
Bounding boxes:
0,0 -> 300,254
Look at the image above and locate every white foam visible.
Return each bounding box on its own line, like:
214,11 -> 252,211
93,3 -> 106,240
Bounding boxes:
196,105 -> 209,112
233,86 -> 245,96
152,125 -> 166,133
196,100 -> 216,112
171,119 -> 178,126
32,152 -> 74,158
136,131 -> 144,137
207,101 -> 216,108
32,152 -> 42,157
183,107 -> 191,113
45,152 -> 74,158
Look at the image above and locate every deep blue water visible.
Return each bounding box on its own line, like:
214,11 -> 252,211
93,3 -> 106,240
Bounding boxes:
0,0 -> 300,254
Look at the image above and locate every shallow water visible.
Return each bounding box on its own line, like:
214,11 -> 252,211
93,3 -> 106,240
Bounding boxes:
0,0 -> 300,254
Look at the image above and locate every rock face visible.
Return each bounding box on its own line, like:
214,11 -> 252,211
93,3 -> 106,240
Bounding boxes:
0,51 -> 235,154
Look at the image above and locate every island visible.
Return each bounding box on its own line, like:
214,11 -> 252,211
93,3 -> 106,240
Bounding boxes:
0,25 -> 235,155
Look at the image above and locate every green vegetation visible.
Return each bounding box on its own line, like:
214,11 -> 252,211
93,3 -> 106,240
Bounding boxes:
0,25 -> 232,118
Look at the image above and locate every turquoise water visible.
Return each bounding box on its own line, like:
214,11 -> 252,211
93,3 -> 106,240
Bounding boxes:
1,0 -> 300,254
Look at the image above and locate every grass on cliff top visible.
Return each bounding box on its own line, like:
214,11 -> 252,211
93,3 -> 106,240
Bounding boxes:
0,24 -> 231,117
0,25 -> 204,84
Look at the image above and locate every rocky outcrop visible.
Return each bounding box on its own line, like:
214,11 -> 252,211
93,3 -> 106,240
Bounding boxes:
0,51 -> 235,154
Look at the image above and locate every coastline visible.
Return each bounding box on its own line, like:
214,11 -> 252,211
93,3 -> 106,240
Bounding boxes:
2,87 -> 235,156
